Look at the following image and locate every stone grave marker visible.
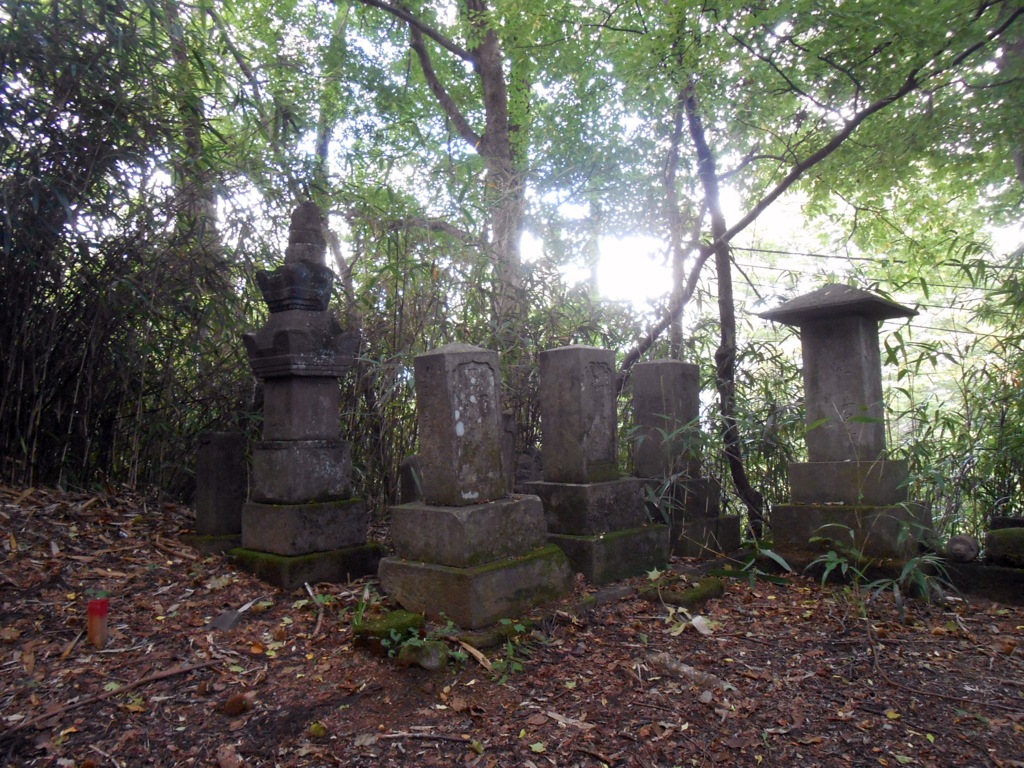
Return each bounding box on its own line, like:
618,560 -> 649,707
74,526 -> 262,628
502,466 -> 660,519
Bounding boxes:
182,432 -> 247,553
521,345 -> 669,583
379,343 -> 573,629
632,359 -> 738,558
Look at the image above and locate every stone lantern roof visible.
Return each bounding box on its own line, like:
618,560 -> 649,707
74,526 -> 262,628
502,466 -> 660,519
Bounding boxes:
758,283 -> 917,326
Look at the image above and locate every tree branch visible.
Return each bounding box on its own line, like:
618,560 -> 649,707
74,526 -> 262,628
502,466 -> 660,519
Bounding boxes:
409,26 -> 482,149
349,0 -> 473,62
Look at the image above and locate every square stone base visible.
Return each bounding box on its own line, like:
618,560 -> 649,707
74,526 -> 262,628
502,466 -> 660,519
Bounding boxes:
673,515 -> 742,559
520,478 -> 646,535
548,524 -> 670,585
230,542 -> 384,591
789,460 -> 908,506
390,495 -> 547,567
179,533 -> 242,555
773,503 -> 928,561
378,545 -> 573,629
242,498 -> 367,556
251,439 -> 352,504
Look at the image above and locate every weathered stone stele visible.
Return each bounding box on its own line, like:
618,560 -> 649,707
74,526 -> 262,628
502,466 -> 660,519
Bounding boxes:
631,359 -> 739,558
183,432 -> 247,553
231,202 -> 382,589
379,343 -> 573,629
523,345 -> 670,583
759,284 -> 927,560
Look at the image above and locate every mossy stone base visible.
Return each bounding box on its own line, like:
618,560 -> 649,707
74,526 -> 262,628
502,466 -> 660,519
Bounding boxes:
773,503 -> 928,561
230,542 -> 384,590
548,524 -> 670,585
353,609 -> 425,655
179,533 -> 242,555
986,527 -> 1024,567
378,545 -> 573,630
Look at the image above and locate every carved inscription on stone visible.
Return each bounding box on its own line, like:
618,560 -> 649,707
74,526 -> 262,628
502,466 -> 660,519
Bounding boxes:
583,361 -> 615,465
453,361 -> 500,499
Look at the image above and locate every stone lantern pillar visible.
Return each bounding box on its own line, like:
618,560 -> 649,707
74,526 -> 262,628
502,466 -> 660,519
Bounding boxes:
759,283 -> 928,559
231,202 -> 382,588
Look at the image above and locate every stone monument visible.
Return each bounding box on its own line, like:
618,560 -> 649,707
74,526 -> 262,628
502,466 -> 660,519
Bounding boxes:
632,359 -> 739,558
379,343 -> 573,629
183,432 -> 247,553
231,202 -> 382,589
759,283 -> 928,560
521,345 -> 670,583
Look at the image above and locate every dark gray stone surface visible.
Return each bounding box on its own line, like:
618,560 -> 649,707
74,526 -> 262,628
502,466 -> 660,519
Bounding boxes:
378,545 -> 574,629
414,344 -> 507,506
250,439 -> 351,503
772,503 -> 928,560
548,525 -> 670,584
632,359 -> 700,479
399,454 -> 423,504
758,283 -> 917,325
789,460 -> 909,506
390,495 -> 547,568
672,515 -> 742,559
241,498 -> 367,556
520,478 -> 647,535
539,346 -> 619,484
243,310 -> 359,379
986,527 -> 1024,567
945,534 -> 980,563
231,542 -> 384,591
195,432 -> 247,537
262,377 -> 340,441
641,477 -> 721,523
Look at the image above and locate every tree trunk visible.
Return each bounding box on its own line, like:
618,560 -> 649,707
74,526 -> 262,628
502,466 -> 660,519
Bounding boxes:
684,89 -> 766,538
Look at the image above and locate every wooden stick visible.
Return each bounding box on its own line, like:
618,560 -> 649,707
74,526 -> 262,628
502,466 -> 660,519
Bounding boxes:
305,582 -> 324,639
379,732 -> 473,743
14,660 -> 218,731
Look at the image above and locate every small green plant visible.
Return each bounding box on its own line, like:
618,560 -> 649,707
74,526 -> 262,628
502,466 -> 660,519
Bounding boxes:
489,618 -> 528,684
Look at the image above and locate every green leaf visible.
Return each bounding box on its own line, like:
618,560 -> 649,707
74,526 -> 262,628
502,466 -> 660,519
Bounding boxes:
529,742 -> 546,753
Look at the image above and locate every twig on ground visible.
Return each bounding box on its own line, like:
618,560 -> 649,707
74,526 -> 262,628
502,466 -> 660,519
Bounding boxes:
379,732 -> 473,743
305,582 -> 324,639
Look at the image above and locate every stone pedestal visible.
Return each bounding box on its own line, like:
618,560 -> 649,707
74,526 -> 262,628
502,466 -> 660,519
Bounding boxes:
525,346 -> 669,583
379,344 -> 572,628
632,359 -> 736,558
759,284 -> 926,560
231,202 -> 379,587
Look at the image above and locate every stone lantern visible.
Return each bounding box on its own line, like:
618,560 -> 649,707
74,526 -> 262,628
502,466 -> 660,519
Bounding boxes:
759,283 -> 929,559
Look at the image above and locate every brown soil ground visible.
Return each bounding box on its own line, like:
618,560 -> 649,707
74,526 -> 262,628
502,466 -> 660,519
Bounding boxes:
1,485 -> 1022,768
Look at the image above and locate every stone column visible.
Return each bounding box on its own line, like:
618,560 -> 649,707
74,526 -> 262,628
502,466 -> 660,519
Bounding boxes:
521,345 -> 669,584
379,344 -> 573,629
231,202 -> 382,589
759,284 -> 929,560
632,360 -> 736,558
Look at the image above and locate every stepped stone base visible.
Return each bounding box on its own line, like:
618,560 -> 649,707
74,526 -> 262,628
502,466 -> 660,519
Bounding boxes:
520,478 -> 646,535
789,460 -> 908,506
773,503 -> 929,561
231,543 -> 384,590
548,525 -> 670,584
242,499 -> 367,556
672,515 -> 742,559
390,495 -> 547,568
378,545 -> 573,629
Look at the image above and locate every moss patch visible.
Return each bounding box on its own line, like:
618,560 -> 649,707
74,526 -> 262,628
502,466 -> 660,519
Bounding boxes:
986,527 -> 1024,567
230,542 -> 384,590
640,577 -> 724,610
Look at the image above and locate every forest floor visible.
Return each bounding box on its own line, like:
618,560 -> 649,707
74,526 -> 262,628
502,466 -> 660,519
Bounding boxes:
1,484 -> 1023,768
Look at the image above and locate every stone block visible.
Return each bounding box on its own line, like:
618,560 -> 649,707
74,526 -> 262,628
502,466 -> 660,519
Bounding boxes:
415,344 -> 506,506
772,503 -> 927,560
985,527 -> 1024,567
262,377 -> 340,441
243,310 -> 359,379
548,525 -> 670,585
539,346 -> 619,484
641,476 -> 721,525
632,359 -> 700,478
241,498 -> 367,556
672,515 -> 742,559
231,542 -> 385,591
250,440 -> 351,504
378,545 -> 574,629
195,432 -> 248,536
520,478 -> 647,535
390,495 -> 547,567
399,454 -> 423,504
789,460 -> 909,506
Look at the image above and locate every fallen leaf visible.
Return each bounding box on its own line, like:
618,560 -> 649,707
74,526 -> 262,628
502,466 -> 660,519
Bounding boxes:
692,616 -> 714,636
529,742 -> 546,753
885,710 -> 901,720
216,744 -> 246,768
451,696 -> 468,713
354,733 -> 379,747
526,713 -> 548,726
0,628 -> 21,642
309,721 -> 328,738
